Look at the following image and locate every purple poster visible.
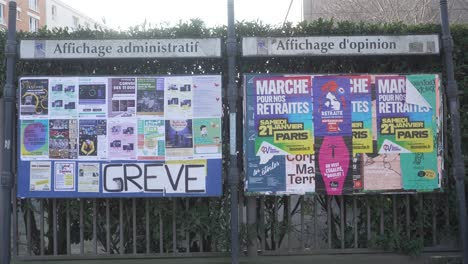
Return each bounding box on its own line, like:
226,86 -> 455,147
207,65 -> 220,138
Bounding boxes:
313,76 -> 352,136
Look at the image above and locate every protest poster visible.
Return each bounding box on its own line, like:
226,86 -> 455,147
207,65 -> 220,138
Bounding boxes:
108,77 -> 136,118
20,78 -> 49,118
350,75 -> 373,154
49,78 -> 78,118
49,119 -> 78,159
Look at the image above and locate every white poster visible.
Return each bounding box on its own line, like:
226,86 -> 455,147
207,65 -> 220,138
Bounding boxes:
78,163 -> 100,192
54,162 -> 75,191
30,161 -> 51,191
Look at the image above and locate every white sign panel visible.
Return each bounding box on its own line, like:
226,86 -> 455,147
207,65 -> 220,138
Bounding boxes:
20,39 -> 222,59
242,35 -> 439,56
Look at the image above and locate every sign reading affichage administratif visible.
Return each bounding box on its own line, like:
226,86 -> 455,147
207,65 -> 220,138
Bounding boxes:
243,35 -> 439,56
20,39 -> 222,59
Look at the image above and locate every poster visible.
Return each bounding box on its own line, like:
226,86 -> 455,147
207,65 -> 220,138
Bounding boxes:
313,76 -> 352,136
49,78 -> 78,118
108,77 -> 136,118
20,78 -> 49,118
165,119 -> 193,158
137,119 -> 165,160
350,76 -> 373,154
108,120 -> 137,160
79,119 -> 107,160
78,163 -> 100,192
193,76 -> 222,117
283,154 -> 315,194
21,120 -> 49,160
78,77 -> 107,118
376,76 -> 434,153
246,156 -> 286,193
193,118 -> 222,158
164,76 -> 193,119
49,119 -> 78,159
54,162 -> 75,191
30,162 -> 51,191
136,77 -> 164,116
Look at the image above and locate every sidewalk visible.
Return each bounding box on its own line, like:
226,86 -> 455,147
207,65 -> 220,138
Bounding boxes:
12,253 -> 462,264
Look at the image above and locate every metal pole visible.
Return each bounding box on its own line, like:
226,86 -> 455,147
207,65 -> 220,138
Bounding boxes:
439,1 -> 468,263
227,0 -> 239,263
0,1 -> 17,264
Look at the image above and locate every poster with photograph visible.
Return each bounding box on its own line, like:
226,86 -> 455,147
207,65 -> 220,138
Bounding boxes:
78,163 -> 100,192
193,118 -> 222,157
137,119 -> 165,160
137,77 -> 164,116
79,119 -> 107,160
108,120 -> 137,160
21,120 -> 49,160
49,119 -> 78,159
54,162 -> 75,191
165,119 -> 193,158
108,77 -> 136,118
192,76 -> 222,117
164,76 -> 193,119
49,77 -> 78,118
30,161 -> 51,191
20,78 -> 49,118
78,77 -> 107,118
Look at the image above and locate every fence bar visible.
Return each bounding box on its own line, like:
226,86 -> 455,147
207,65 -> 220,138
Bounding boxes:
40,200 -> 44,255
393,195 -> 397,234
186,199 -> 190,253
145,199 -> 150,254
106,199 -> 110,254
199,198 -> 204,253
445,195 -> 450,229
159,207 -> 163,253
327,196 -> 332,249
132,198 -> 137,254
273,196 -> 278,250
314,195 -> 318,249
432,195 -> 437,246
340,196 -> 345,249
353,197 -> 358,248
53,199 -> 57,255
260,196 -> 265,252
80,199 -> 84,255
419,195 -> 424,240
300,197 -> 304,250
119,199 -> 124,254
12,196 -> 18,257
172,199 -> 177,254
93,199 -> 97,255
66,200 -> 70,255
287,196 -> 291,251
366,196 -> 371,242
26,203 -> 31,256
379,197 -> 384,235
406,195 -> 411,239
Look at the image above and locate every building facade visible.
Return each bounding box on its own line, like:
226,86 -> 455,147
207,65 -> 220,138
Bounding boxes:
0,0 -> 102,32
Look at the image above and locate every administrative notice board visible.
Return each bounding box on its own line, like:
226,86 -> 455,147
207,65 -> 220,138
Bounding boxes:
18,75 -> 222,198
244,74 -> 443,195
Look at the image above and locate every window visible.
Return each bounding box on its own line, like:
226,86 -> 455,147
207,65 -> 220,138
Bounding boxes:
72,16 -> 79,27
0,4 -> 4,24
29,16 -> 38,32
17,10 -> 21,21
29,0 -> 38,12
51,5 -> 56,20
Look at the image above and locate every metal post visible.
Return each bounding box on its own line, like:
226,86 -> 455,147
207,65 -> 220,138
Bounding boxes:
0,2 -> 17,264
439,1 -> 468,263
246,196 -> 257,256
227,0 -> 239,263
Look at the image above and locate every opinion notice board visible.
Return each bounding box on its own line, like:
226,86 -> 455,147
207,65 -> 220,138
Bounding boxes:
244,74 -> 443,195
18,75 -> 223,198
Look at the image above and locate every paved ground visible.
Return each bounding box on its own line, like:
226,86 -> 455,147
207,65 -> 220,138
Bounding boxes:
11,253 -> 462,264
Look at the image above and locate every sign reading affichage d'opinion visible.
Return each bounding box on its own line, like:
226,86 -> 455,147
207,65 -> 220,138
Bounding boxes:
20,39 -> 221,59
242,35 -> 439,56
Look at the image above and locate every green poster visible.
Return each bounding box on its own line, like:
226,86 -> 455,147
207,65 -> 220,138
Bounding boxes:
193,118 -> 222,156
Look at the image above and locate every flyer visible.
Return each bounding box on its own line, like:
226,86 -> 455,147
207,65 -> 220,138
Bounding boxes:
108,77 -> 136,118
30,161 -> 51,191
54,162 -> 75,191
376,76 -> 434,153
350,75 -> 373,154
136,77 -> 164,116
49,77 -> 78,118
49,119 -> 78,159
20,78 -> 49,118
108,120 -> 137,160
77,163 -> 100,192
78,77 -> 107,118
193,118 -> 222,158
137,119 -> 165,160
246,156 -> 286,193
165,119 -> 193,159
164,76 -> 193,119
282,154 -> 315,194
79,119 -> 107,160
192,76 -> 222,117
21,120 -> 49,160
